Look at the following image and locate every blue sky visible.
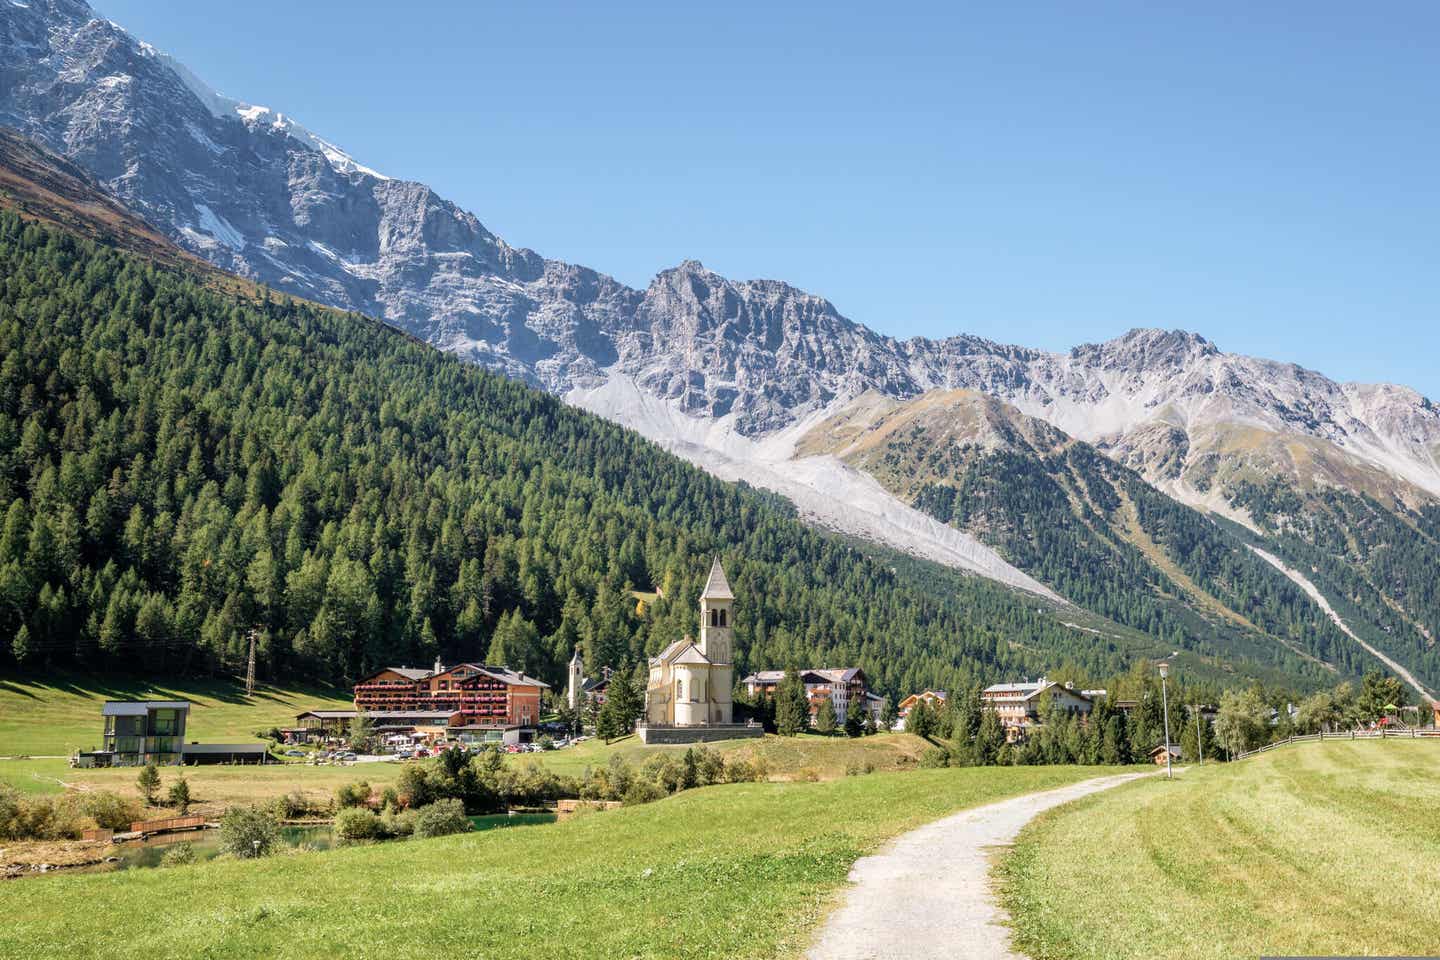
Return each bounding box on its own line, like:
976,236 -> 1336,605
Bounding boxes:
100,1 -> 1439,396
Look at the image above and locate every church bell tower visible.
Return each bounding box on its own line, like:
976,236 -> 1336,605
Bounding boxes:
698,557 -> 734,664
566,646 -> 584,711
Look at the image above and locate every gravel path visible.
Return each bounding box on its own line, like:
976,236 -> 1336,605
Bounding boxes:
805,772 -> 1150,960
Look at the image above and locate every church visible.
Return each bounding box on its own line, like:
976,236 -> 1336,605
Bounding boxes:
638,558 -> 762,744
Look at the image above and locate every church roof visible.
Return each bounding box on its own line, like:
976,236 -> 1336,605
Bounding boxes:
701,557 -> 734,600
651,637 -> 714,667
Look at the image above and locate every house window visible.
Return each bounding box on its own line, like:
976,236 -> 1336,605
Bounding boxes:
677,679 -> 685,701
152,709 -> 178,735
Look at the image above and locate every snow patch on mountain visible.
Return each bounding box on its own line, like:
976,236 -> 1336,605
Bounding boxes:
1248,545 -> 1434,701
192,204 -> 244,251
570,374 -> 1062,601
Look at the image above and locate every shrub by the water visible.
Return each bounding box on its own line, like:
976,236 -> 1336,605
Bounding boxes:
160,842 -> 196,867
412,799 -> 471,839
82,791 -> 140,831
218,805 -> 281,859
334,807 -> 383,842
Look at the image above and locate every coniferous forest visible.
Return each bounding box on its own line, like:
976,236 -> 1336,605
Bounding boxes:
0,211 -> 1199,695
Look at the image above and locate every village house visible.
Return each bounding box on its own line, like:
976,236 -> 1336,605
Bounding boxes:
639,559 -> 761,744
896,690 -> 947,727
981,679 -> 1094,740
743,667 -> 885,726
1149,743 -> 1183,766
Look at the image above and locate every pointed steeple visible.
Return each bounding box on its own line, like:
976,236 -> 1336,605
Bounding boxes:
701,557 -> 734,600
570,645 -> 583,666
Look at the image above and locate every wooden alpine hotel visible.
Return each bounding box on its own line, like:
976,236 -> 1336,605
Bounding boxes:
297,660 -> 549,744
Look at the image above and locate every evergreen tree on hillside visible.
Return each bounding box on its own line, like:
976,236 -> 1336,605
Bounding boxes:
976,707 -> 1005,764
597,669 -> 641,743
844,695 -> 865,738
775,667 -> 809,737
813,697 -> 837,735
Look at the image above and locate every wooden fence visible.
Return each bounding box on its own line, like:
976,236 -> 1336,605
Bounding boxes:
128,814 -> 207,835
1232,727 -> 1440,761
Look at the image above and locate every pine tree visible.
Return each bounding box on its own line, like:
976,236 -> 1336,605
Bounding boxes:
775,666 -> 809,737
10,624 -> 30,665
976,707 -> 1005,765
814,697 -> 837,735
168,776 -> 191,814
844,695 -> 865,737
136,761 -> 161,806
598,669 -> 641,743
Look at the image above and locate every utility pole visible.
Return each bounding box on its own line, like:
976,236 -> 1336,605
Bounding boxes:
245,627 -> 258,698
1159,662 -> 1173,780
1193,703 -> 1203,765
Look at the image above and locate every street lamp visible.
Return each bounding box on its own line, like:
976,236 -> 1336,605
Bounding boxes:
1159,663 -> 1173,780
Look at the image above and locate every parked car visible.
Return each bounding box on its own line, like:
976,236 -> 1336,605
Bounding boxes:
284,749 -> 306,757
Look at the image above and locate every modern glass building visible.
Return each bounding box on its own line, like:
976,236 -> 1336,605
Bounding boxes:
98,700 -> 189,766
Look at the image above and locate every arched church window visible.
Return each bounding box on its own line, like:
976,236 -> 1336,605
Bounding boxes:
718,608 -> 727,627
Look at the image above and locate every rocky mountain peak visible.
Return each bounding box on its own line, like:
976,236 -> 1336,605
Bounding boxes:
1071,328 -> 1219,371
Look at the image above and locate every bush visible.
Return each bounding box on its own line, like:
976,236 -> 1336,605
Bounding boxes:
622,780 -> 665,806
333,780 -> 372,809
0,785 -> 83,840
919,746 -> 951,769
271,790 -> 326,820
160,842 -> 196,867
412,798 -> 472,839
218,805 -> 280,858
334,807 -> 383,842
82,791 -> 140,830
380,805 -> 418,837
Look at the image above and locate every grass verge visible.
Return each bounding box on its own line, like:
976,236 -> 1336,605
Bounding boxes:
0,673 -> 351,757
999,741 -> 1440,959
0,764 -> 1112,959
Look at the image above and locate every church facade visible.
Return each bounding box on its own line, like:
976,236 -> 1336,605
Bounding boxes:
638,558 -> 761,744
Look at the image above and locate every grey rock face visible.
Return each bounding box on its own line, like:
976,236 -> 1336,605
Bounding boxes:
5,0 -> 1439,504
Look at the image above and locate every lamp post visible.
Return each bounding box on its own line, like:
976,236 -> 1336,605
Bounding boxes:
1193,703 -> 1203,766
1159,663 -> 1173,780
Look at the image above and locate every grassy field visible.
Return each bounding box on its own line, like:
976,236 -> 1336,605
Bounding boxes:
0,674 -> 352,757
1000,740 -> 1440,959
0,732 -> 931,816
535,731 -> 930,778
0,764 -> 1113,960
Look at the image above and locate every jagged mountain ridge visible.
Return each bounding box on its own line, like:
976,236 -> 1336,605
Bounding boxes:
5,0 -> 1438,520
5,0 -> 1440,692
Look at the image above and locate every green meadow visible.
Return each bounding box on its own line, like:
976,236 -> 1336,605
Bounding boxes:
1000,740 -> 1440,959
0,674 -> 352,757
0,764 -> 1110,959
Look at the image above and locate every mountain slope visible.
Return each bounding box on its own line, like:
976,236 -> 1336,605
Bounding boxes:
797,390 -> 1378,685
4,196 -> 1241,697
3,1 -> 1437,690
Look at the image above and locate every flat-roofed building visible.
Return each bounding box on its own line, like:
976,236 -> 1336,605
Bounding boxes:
89,701 -> 189,766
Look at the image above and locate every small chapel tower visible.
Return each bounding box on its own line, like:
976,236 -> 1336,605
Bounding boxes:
566,646 -> 584,711
698,557 -> 734,665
